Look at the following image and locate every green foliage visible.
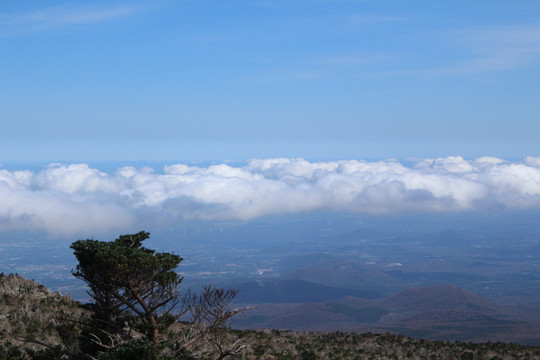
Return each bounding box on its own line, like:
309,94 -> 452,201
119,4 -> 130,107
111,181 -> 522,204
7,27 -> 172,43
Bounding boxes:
71,231 -> 183,346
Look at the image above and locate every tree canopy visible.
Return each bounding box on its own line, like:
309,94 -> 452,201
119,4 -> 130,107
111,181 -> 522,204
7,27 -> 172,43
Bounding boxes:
69,231 -> 245,360
71,231 -> 182,346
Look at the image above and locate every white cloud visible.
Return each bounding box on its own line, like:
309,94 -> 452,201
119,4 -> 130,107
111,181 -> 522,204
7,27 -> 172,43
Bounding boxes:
0,4 -> 142,36
524,156 -> 540,167
437,25 -> 540,75
32,163 -> 118,194
388,24 -> 540,77
1,157 -> 540,236
0,180 -> 134,237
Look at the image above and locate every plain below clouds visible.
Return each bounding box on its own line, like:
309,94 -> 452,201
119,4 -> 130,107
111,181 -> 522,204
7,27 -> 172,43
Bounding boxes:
1,156 -> 540,236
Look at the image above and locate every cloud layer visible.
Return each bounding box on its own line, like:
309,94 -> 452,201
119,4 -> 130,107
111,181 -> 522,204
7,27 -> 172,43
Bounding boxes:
1,157 -> 540,236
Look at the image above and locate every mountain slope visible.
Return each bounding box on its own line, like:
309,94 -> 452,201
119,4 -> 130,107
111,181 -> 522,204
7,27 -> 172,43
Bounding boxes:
0,273 -> 88,356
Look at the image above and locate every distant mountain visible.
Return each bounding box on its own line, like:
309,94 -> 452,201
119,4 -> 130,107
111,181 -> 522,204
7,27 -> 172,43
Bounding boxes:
235,284 -> 540,345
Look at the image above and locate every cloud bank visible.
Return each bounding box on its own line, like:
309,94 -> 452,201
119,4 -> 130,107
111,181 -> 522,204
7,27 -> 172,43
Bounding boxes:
1,157 -> 540,236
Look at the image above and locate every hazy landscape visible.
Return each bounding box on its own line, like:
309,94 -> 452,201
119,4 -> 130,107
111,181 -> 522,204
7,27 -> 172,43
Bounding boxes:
2,200 -> 539,344
1,1 -> 540,357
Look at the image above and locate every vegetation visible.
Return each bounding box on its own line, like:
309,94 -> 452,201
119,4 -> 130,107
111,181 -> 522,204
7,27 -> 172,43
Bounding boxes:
0,272 -> 89,359
71,231 -> 186,347
1,231 -> 540,359
1,232 -> 245,359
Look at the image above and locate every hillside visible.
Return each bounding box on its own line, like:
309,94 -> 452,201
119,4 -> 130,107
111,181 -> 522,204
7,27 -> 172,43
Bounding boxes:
0,273 -> 88,357
2,274 -> 540,359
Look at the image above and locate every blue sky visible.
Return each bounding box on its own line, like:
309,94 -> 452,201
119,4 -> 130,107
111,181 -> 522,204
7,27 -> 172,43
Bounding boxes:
1,1 -> 540,237
1,0 -> 540,162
